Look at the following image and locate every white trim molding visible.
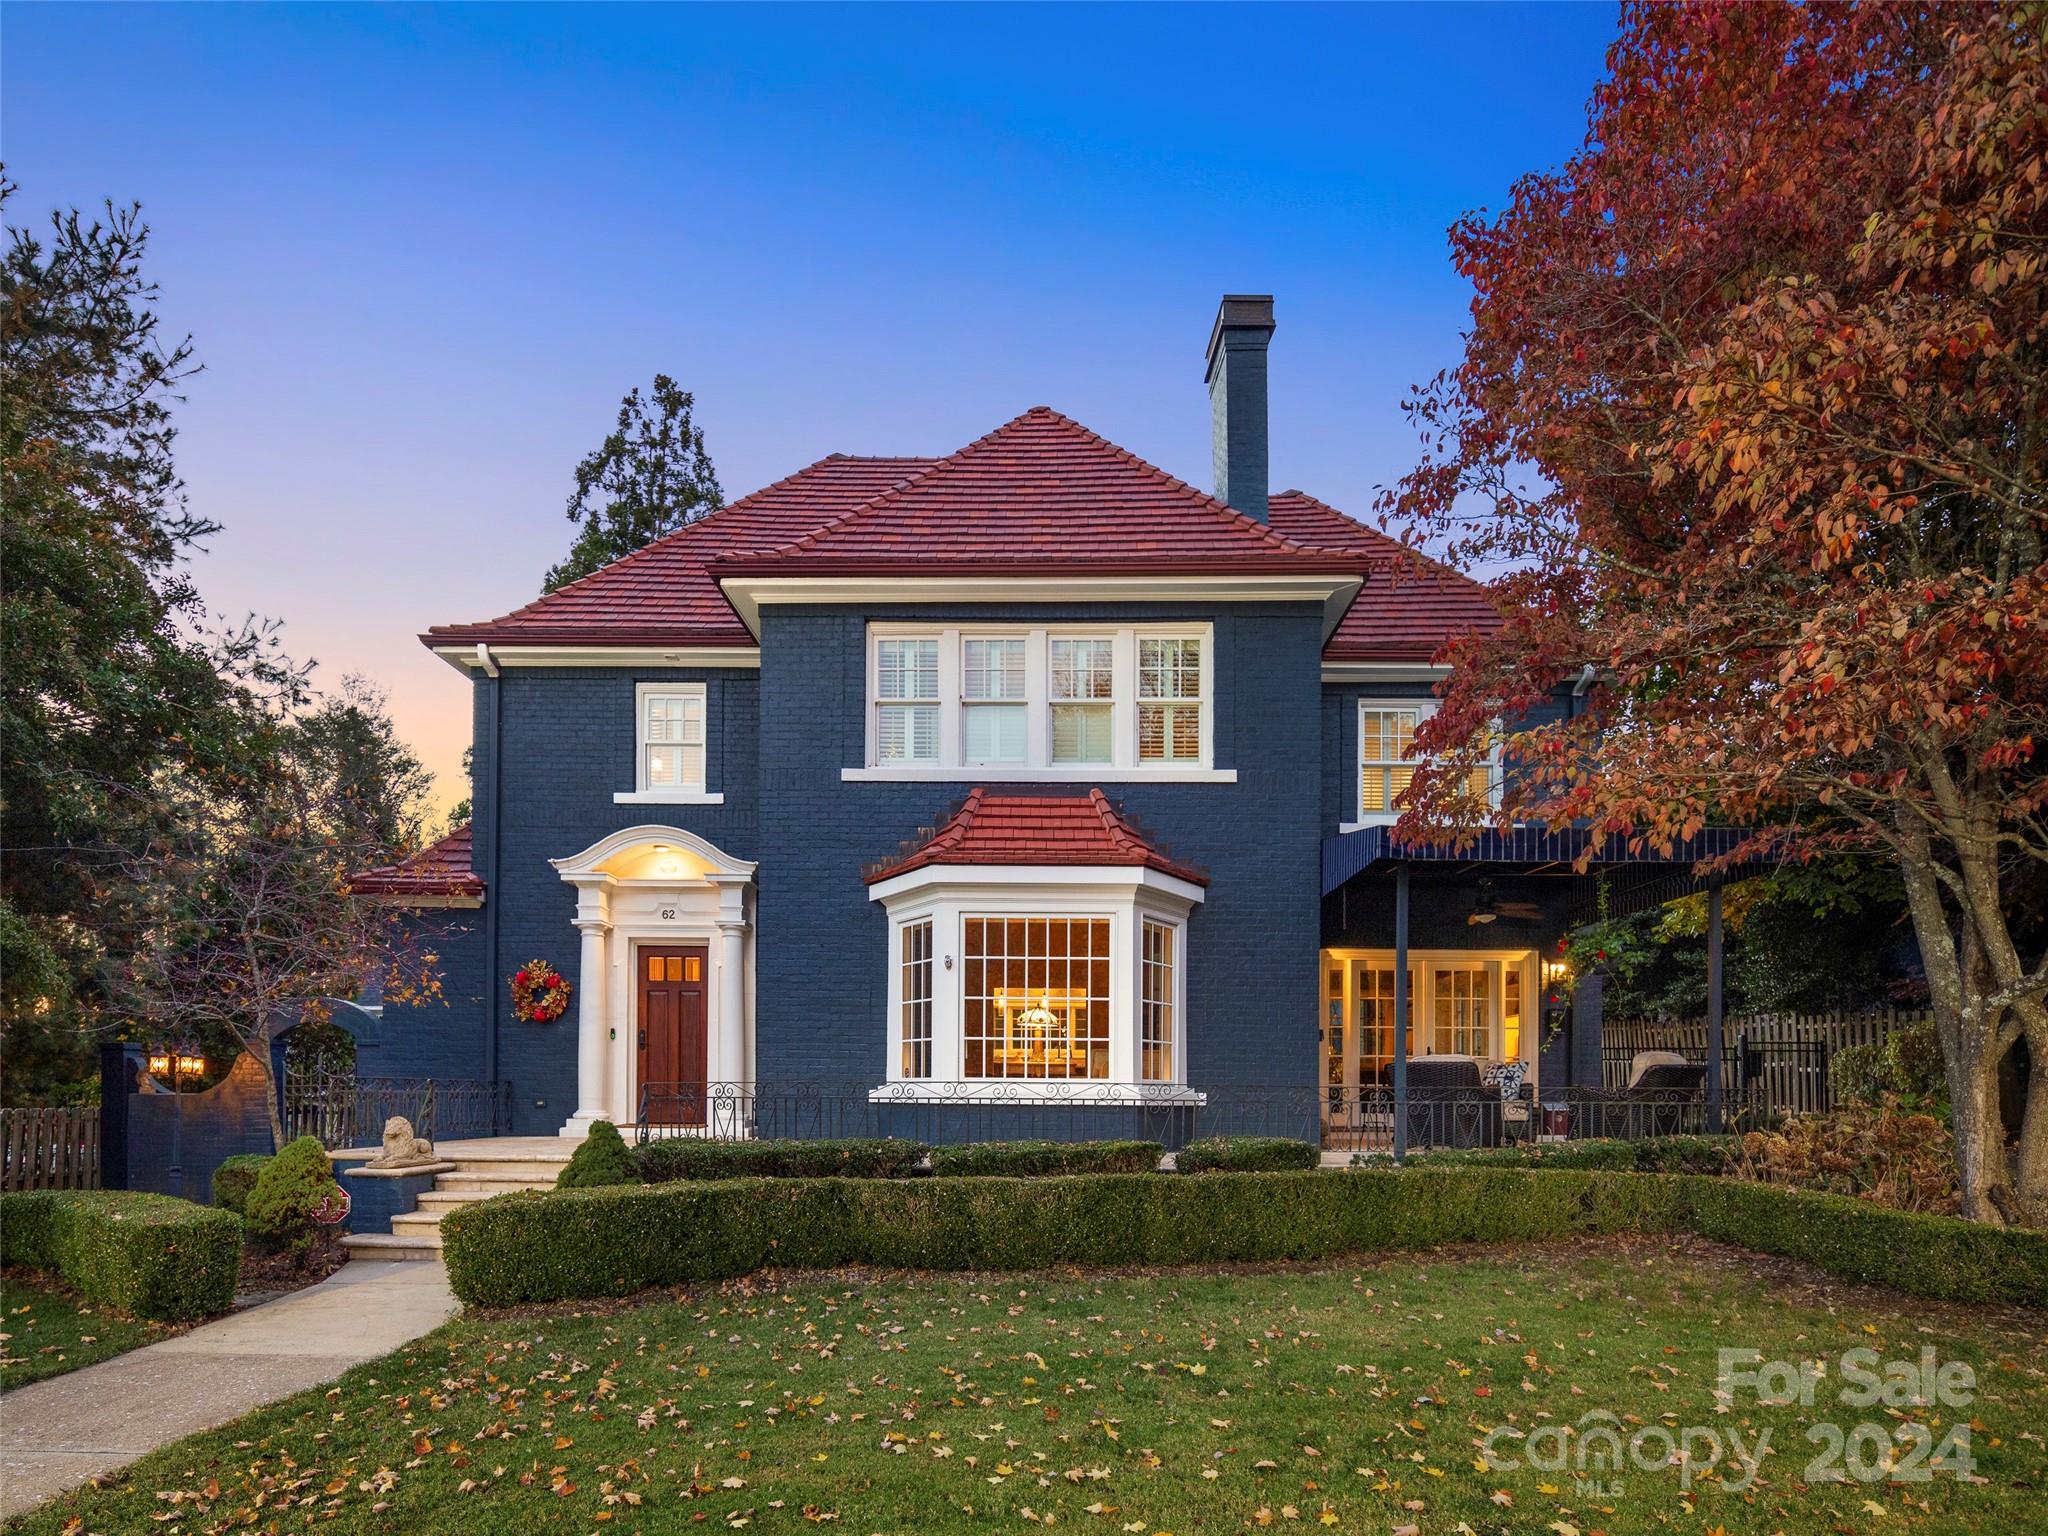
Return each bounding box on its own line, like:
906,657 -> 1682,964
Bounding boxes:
549,825 -> 757,1136
717,573 -> 1364,641
842,765 -> 1236,785
1320,660 -> 1451,684
430,644 -> 761,675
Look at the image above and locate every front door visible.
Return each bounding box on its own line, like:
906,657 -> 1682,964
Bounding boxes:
638,946 -> 708,1126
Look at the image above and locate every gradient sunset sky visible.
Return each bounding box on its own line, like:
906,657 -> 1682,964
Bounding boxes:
5,3 -> 1617,820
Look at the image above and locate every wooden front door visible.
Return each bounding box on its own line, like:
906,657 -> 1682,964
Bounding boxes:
638,946 -> 708,1126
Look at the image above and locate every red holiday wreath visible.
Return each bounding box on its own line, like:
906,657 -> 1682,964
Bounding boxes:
511,958 -> 573,1023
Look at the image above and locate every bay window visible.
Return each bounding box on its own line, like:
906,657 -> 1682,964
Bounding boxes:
858,624 -> 1222,779
870,866 -> 1203,1100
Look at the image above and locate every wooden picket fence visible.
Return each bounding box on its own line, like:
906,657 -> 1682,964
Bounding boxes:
0,1106 -> 102,1192
1603,1009 -> 1926,1119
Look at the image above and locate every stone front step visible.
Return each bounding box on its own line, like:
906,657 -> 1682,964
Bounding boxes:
341,1231 -> 444,1261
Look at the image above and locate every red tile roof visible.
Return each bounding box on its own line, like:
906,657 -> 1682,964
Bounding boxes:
1267,490 -> 1502,661
711,408 -> 1371,578
423,455 -> 935,648
349,824 -> 485,899
863,788 -> 1207,886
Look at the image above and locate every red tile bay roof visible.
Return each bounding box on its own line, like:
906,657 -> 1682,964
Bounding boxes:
424,455 -> 935,647
714,407 -> 1365,577
349,824 -> 485,899
863,788 -> 1207,886
1267,490 -> 1502,661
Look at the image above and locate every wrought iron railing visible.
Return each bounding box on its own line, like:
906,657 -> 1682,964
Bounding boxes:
283,1066 -> 510,1149
634,1080 -> 1712,1154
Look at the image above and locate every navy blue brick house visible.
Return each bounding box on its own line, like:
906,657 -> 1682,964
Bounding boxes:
353,296 -> 1608,1144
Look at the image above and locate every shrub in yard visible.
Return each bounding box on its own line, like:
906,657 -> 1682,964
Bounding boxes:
635,1136 -> 927,1182
440,1166 -> 2048,1311
928,1140 -> 1163,1177
244,1135 -> 342,1254
1397,1137 -> 1735,1174
0,1189 -> 241,1321
1734,1104 -> 1956,1212
1829,1019 -> 1947,1110
1175,1135 -> 1318,1174
557,1121 -> 640,1189
211,1152 -> 272,1215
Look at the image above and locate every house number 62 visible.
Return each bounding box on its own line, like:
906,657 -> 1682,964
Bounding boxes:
659,907 -> 677,920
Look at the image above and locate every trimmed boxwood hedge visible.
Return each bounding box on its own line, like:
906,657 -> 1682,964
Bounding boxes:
1401,1136 -> 1736,1175
928,1140 -> 1163,1177
441,1167 -> 2048,1311
211,1152 -> 272,1215
634,1136 -> 927,1183
1,1189 -> 242,1321
1175,1135 -> 1320,1173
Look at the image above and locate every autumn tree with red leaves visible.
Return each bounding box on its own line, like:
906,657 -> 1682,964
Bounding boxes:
1385,4 -> 2048,1223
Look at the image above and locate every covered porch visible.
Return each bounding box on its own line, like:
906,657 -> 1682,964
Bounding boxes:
1320,823 -> 1753,1156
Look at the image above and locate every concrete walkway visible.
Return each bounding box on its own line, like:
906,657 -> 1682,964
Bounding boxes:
0,1260 -> 459,1519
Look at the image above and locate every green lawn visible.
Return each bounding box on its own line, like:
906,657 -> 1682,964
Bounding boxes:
0,1272 -> 168,1392
9,1239 -> 2045,1535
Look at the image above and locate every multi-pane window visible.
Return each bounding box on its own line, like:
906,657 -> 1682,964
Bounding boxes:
1357,700 -> 1501,821
868,628 -> 1208,773
1050,637 -> 1115,764
900,920 -> 934,1079
1139,919 -> 1175,1082
1355,964 -> 1404,1085
962,916 -> 1111,1080
876,638 -> 939,764
1431,965 -> 1491,1057
640,688 -> 706,792
1359,706 -> 1420,818
1138,637 -> 1202,763
1502,965 -> 1523,1062
963,637 -> 1028,765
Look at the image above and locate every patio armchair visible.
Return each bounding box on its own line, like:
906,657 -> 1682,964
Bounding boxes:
1401,1054 -> 1504,1150
1570,1051 -> 1708,1138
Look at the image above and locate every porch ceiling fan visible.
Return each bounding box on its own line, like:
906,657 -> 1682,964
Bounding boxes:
1468,878 -> 1543,926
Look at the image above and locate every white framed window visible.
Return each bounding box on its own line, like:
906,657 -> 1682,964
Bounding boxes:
1431,963 -> 1491,1056
872,866 -> 1202,1101
638,684 -> 706,793
858,624 -> 1224,781
1352,698 -> 1500,826
962,637 -> 1028,765
1050,636 -> 1115,765
876,637 -> 940,764
1138,636 -> 1202,764
900,919 -> 934,1079
1139,919 -> 1175,1083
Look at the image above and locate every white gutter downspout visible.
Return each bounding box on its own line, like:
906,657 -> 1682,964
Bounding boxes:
475,642 -> 500,678
1572,663 -> 1596,696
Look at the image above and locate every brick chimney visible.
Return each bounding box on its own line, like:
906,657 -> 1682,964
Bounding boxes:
1205,294 -> 1275,522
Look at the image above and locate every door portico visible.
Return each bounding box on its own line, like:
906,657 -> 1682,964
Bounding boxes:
551,824 -> 756,1136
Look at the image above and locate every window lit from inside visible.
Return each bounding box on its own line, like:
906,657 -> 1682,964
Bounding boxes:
1432,965 -> 1490,1056
963,917 -> 1110,1080
1140,919 -> 1175,1082
900,919 -> 933,1078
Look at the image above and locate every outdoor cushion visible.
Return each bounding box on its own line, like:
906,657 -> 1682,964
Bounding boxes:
1627,1049 -> 1689,1088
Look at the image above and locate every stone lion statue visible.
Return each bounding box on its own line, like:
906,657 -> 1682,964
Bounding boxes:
364,1115 -> 436,1168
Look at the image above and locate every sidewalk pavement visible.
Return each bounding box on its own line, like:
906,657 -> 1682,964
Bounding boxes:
0,1260 -> 458,1519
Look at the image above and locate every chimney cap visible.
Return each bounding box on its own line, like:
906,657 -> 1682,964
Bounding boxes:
1205,294 -> 1275,380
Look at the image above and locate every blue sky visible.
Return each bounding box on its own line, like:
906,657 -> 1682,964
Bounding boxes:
4,2 -> 1619,812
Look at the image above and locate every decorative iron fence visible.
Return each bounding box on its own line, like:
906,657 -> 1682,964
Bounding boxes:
636,1081 -> 1711,1155
282,1067 -> 509,1149
1602,1009 -> 1923,1119
1,1106 -> 101,1191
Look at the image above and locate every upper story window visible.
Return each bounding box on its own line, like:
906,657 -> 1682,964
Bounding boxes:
1353,697 -> 1499,826
617,681 -> 724,805
639,684 -> 706,792
875,637 -> 940,764
860,624 -> 1218,780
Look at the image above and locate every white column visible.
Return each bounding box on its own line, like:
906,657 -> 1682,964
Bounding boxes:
717,920 -> 748,1088
559,917 -> 611,1135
